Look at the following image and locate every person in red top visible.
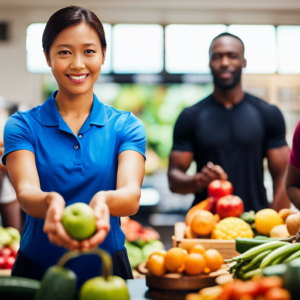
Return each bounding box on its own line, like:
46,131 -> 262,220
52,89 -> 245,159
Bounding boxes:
286,120 -> 300,209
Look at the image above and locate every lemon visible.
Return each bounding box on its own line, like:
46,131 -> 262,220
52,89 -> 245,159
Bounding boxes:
255,209 -> 284,235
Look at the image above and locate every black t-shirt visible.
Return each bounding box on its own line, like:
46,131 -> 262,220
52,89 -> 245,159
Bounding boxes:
172,93 -> 287,212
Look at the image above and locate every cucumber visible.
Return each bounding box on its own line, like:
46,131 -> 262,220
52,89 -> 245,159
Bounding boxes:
0,276 -> 40,300
235,238 -> 278,254
263,264 -> 287,278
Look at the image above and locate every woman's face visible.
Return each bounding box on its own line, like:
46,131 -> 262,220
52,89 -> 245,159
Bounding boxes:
45,22 -> 105,97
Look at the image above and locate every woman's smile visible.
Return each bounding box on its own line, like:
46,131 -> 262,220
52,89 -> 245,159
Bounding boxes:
66,73 -> 90,83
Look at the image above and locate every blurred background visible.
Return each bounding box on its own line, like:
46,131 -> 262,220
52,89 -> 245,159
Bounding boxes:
1,0 -> 300,248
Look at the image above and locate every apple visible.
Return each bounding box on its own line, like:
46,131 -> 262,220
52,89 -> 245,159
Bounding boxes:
0,247 -> 12,259
61,203 -> 97,241
8,242 -> 19,258
0,257 -> 5,269
206,180 -> 233,214
216,195 -> 244,219
79,276 -> 130,300
4,256 -> 15,269
6,227 -> 21,243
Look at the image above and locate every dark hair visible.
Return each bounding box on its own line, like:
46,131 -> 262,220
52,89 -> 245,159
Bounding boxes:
42,6 -> 107,58
209,32 -> 245,55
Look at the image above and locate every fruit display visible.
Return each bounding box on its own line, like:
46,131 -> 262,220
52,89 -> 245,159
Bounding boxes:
0,227 -> 20,270
183,189 -> 300,241
121,217 -> 165,270
146,244 -> 224,277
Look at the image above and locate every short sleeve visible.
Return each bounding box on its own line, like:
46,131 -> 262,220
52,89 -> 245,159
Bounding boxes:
118,113 -> 146,159
172,108 -> 195,152
289,119 -> 300,169
265,105 -> 287,149
1,113 -> 35,165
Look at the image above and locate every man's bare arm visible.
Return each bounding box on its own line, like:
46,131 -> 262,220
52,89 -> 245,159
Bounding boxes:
267,146 -> 291,211
168,151 -> 227,195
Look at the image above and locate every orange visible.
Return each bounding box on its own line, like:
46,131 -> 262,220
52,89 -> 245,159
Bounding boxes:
203,249 -> 224,272
165,248 -> 188,273
146,252 -> 167,277
184,253 -> 206,276
214,214 -> 220,223
191,210 -> 216,236
185,293 -> 202,300
185,199 -> 209,225
189,244 -> 206,255
185,226 -> 198,239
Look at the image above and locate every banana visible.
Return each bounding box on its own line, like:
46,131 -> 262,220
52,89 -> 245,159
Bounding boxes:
260,243 -> 300,268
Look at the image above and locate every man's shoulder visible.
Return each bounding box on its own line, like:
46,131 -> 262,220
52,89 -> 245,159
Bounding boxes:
183,94 -> 214,114
244,92 -> 275,111
244,92 -> 284,126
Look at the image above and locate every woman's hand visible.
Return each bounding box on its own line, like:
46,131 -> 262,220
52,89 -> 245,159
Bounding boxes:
80,192 -> 110,249
43,192 -> 81,250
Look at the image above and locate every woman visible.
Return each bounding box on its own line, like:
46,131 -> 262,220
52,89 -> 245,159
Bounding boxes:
2,6 -> 146,286
286,120 -> 300,209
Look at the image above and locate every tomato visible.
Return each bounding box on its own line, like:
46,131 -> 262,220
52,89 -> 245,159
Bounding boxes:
0,247 -> 12,259
206,180 -> 233,213
207,180 -> 233,198
256,276 -> 283,295
231,281 -> 259,299
216,195 -> 244,219
4,256 -> 15,270
0,257 -> 5,269
265,287 -> 291,300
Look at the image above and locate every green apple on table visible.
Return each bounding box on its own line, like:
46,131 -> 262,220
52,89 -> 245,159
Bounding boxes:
79,276 -> 130,300
62,203 -> 97,241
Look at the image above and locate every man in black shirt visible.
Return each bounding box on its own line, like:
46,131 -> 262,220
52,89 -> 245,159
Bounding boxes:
168,33 -> 290,212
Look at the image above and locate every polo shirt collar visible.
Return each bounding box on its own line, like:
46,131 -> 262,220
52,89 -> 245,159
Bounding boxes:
40,91 -> 107,127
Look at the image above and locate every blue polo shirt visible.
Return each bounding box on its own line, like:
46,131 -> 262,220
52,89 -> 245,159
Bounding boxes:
2,91 -> 146,281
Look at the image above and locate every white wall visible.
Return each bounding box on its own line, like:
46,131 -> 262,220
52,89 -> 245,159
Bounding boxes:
1,0 -> 300,106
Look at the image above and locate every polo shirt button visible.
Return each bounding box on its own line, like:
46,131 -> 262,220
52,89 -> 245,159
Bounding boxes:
74,145 -> 79,150
78,134 -> 83,139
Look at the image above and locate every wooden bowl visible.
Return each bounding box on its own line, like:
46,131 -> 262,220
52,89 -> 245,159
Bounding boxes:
146,267 -> 230,291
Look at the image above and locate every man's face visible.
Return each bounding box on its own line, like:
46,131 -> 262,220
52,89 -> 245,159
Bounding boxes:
209,36 -> 246,90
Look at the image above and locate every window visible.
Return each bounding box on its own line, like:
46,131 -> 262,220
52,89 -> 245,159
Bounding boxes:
165,24 -> 227,74
277,26 -> 300,74
112,24 -> 164,73
26,23 -> 49,73
228,25 -> 277,74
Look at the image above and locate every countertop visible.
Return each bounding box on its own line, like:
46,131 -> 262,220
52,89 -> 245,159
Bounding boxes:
127,278 -> 193,300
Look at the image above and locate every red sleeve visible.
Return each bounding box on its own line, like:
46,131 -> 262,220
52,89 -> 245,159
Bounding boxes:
289,119 -> 300,169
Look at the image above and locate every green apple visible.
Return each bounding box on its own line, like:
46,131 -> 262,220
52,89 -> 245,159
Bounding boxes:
6,227 -> 21,242
0,227 -> 12,245
79,276 -> 130,300
61,203 -> 96,241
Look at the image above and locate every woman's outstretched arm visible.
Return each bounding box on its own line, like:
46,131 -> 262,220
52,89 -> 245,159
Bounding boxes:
6,150 -> 81,250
